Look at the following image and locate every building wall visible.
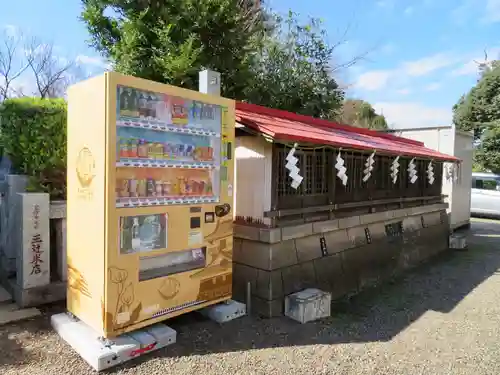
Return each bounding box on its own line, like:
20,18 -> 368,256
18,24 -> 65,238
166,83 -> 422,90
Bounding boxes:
390,127 -> 473,230
234,136 -> 273,226
232,203 -> 449,317
451,132 -> 473,229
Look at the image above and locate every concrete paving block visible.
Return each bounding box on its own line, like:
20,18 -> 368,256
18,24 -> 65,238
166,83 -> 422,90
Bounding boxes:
199,299 -> 246,323
450,233 -> 467,250
0,303 -> 41,325
0,285 -> 11,303
284,288 -> 331,324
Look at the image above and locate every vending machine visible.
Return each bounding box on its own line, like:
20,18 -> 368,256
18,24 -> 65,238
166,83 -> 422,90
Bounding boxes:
66,72 -> 235,338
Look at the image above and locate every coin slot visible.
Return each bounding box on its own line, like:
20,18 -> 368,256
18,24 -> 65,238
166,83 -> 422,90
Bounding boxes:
205,212 -> 215,223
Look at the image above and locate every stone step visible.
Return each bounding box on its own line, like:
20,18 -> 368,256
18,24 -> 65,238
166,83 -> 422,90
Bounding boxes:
0,303 -> 41,325
0,285 -> 12,305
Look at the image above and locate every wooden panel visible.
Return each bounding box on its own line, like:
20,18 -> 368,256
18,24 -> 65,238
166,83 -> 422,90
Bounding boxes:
234,136 -> 272,225
271,144 -> 442,226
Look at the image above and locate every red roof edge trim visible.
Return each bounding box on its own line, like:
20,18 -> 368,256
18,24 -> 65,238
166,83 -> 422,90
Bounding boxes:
235,101 -> 425,147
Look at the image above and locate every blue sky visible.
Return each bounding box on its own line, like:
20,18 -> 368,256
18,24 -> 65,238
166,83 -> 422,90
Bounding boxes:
2,0 -> 500,128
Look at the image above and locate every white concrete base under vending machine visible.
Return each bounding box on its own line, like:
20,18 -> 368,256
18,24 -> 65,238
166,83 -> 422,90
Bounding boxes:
199,299 -> 246,323
51,312 -> 177,372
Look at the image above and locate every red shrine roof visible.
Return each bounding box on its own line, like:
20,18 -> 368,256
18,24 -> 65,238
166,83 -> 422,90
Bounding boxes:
235,102 -> 459,162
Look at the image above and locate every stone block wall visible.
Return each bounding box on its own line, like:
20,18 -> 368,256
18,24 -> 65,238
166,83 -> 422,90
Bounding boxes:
232,203 -> 450,317
0,175 -> 29,277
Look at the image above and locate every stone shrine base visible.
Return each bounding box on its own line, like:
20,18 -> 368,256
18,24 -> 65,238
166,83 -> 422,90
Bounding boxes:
232,203 -> 450,318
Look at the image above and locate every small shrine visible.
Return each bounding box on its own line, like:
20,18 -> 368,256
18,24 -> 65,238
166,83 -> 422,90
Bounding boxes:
232,102 -> 460,317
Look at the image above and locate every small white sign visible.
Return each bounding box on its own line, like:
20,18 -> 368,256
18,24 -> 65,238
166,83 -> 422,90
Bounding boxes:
188,230 -> 202,246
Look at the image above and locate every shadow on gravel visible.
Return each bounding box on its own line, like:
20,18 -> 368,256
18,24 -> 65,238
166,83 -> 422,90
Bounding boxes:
0,310 -> 55,368
0,325 -> 31,367
0,302 -> 65,368
107,219 -> 500,371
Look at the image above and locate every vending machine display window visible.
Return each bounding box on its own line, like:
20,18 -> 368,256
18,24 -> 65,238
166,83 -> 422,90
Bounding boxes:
119,214 -> 168,255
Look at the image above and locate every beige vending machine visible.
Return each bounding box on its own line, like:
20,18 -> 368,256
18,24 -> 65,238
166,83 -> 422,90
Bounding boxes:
51,72 -> 244,372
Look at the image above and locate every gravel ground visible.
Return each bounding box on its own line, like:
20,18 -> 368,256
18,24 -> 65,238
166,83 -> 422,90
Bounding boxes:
2,219 -> 500,375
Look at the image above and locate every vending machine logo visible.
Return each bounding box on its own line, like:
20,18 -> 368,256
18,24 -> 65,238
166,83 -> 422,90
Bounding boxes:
76,147 -> 96,199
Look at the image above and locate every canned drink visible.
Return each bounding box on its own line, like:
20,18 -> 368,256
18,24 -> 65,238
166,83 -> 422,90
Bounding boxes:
163,181 -> 172,195
147,178 -> 156,197
129,179 -> 138,197
129,139 -> 138,158
120,179 -> 130,197
156,143 -> 164,159
119,138 -> 129,158
156,180 -> 163,196
137,179 -> 147,197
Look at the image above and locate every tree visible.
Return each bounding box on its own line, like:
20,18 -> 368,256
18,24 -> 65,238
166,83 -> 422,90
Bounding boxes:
243,12 -> 345,119
474,127 -> 500,174
81,0 -> 267,100
0,29 -> 33,100
453,64 -> 500,140
474,50 -> 500,78
453,61 -> 500,172
0,29 -> 84,100
339,98 -> 388,130
81,2 -> 360,118
26,40 -> 75,98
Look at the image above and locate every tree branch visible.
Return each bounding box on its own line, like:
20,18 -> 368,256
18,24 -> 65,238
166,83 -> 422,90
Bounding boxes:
0,29 -> 32,100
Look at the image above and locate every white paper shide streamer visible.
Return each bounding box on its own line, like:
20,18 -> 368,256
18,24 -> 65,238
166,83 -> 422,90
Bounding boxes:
427,161 -> 434,185
408,158 -> 418,184
335,151 -> 348,186
453,162 -> 459,183
285,143 -> 303,190
445,163 -> 454,182
390,156 -> 400,184
363,151 -> 376,182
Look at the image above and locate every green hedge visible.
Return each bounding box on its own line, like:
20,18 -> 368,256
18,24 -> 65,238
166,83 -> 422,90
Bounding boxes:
0,97 -> 66,200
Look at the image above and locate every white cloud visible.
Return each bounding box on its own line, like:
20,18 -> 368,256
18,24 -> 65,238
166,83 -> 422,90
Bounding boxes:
401,53 -> 459,76
450,60 -> 478,76
373,102 -> 452,128
3,24 -> 18,38
424,82 -> 442,91
450,47 -> 500,76
75,55 -> 110,69
396,88 -> 411,95
0,75 -> 37,97
355,70 -> 392,91
355,52 -> 458,91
